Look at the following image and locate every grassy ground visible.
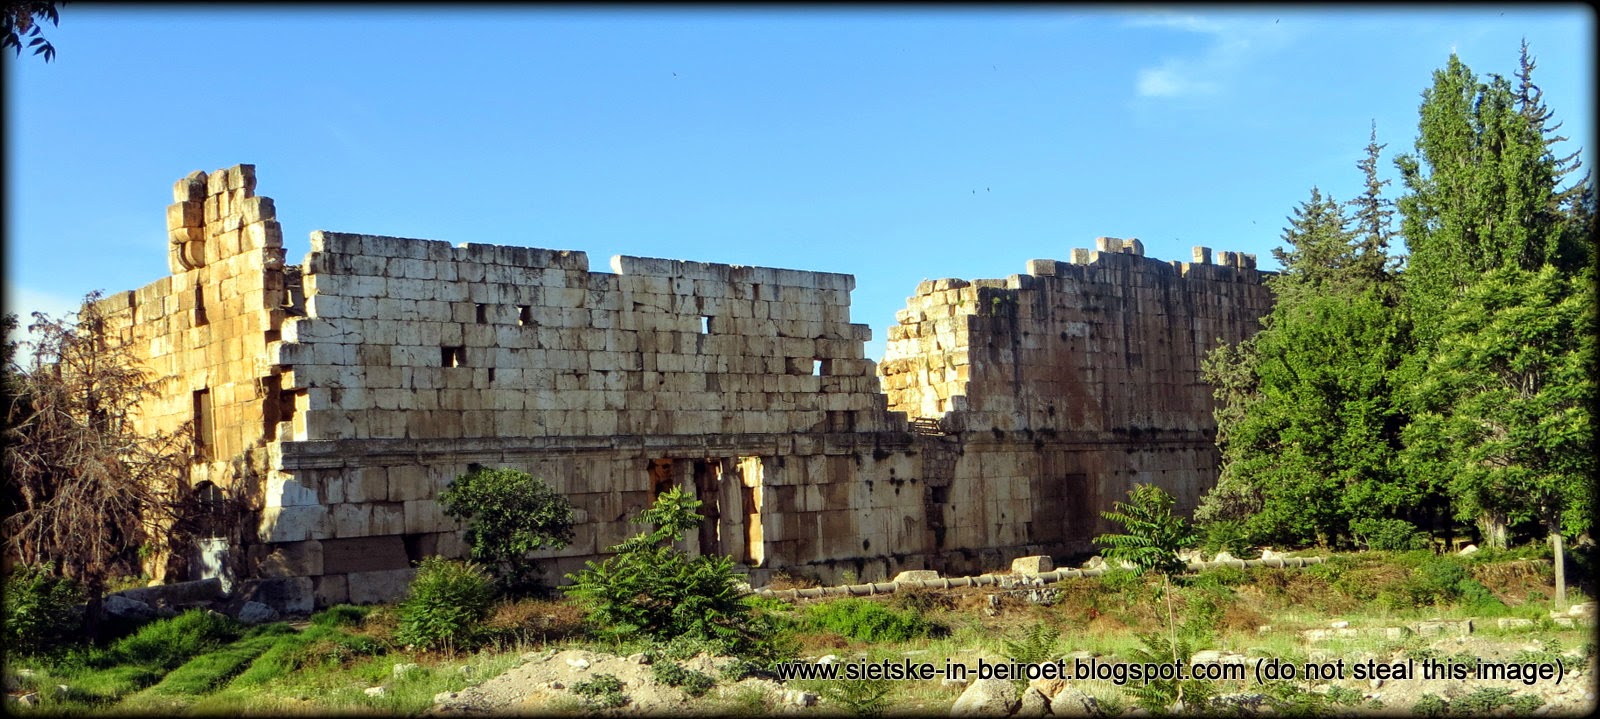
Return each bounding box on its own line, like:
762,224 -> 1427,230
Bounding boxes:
4,547 -> 1593,716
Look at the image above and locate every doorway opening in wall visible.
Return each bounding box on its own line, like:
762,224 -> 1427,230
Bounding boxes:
692,460 -> 723,556
647,458 -> 675,500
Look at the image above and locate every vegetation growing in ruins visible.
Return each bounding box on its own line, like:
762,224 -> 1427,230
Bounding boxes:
565,486 -> 784,663
1198,44 -> 1594,575
2,296 -> 231,623
438,467 -> 573,592
394,557 -> 497,653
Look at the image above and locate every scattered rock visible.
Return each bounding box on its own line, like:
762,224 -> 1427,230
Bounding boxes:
103,594 -> 158,621
1011,555 -> 1054,575
818,654 -> 839,665
894,570 -> 941,583
950,677 -> 1020,716
1498,618 -> 1536,631
1569,602 -> 1596,619
1458,544 -> 1479,556
1553,617 -> 1576,628
626,652 -> 650,665
1030,677 -> 1066,699
392,663 -> 420,679
566,657 -> 591,670
12,693 -> 40,708
782,689 -> 818,707
364,686 -> 387,698
1261,548 -> 1283,560
1330,620 -> 1350,629
1370,677 -> 1384,689
1080,556 -> 1106,570
434,691 -> 459,703
1212,551 -> 1236,563
236,600 -> 280,625
546,681 -> 564,690
1017,686 -> 1051,716
1048,686 -> 1101,715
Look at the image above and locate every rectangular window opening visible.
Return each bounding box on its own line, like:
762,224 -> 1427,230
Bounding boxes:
487,367 -> 496,383
193,286 -> 209,326
192,388 -> 214,460
441,345 -> 466,367
811,359 -> 823,376
699,315 -> 711,334
518,305 -> 532,326
474,303 -> 487,323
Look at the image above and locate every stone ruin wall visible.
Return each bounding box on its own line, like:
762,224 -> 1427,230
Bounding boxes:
94,166 -> 293,583
95,165 -> 1272,605
258,228 -> 918,603
878,237 -> 1272,549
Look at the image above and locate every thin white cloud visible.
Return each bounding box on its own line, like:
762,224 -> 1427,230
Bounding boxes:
1123,11 -> 1289,99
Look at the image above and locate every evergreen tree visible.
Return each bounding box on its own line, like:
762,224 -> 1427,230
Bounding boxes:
1395,46 -> 1593,564
1199,183 -> 1408,547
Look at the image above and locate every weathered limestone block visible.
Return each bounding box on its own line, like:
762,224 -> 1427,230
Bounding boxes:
264,472 -> 319,508
347,568 -> 415,605
259,505 -> 329,543
387,466 -> 431,502
313,575 -> 349,606
317,537 -> 409,576
253,540 -> 323,578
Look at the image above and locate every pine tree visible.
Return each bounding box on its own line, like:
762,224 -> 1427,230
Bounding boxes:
1199,183 -> 1408,547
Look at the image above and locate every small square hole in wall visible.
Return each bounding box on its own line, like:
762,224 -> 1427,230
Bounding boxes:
518,305 -> 532,326
475,303 -> 487,323
441,346 -> 466,367
811,359 -> 823,376
699,316 -> 711,334
487,367 -> 496,383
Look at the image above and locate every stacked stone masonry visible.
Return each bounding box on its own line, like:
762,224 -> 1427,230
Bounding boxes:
98,166 -> 1272,606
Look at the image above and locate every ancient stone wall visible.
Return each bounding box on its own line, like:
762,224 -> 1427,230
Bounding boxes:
879,236 -> 1271,543
101,167 -> 1273,605
95,165 -> 289,497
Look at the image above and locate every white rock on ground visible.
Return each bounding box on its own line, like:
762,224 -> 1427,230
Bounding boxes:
950,677 -> 1020,716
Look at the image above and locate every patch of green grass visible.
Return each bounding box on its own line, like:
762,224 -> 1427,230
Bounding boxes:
805,598 -> 939,643
142,626 -> 293,697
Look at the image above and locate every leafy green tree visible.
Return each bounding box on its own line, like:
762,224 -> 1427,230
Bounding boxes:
1395,46 -> 1593,560
1400,266 -> 1592,593
1198,181 -> 1410,547
439,467 -> 573,592
566,486 -> 759,651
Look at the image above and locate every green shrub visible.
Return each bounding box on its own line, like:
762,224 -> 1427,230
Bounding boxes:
804,598 -> 935,643
396,557 -> 496,652
1350,518 -> 1430,551
1095,484 -> 1195,576
652,661 -> 715,697
310,604 -> 369,628
3,566 -> 85,655
1414,693 -> 1448,717
1002,622 -> 1061,664
440,467 -> 574,592
1197,519 -> 1255,558
572,673 -> 628,709
567,487 -> 759,650
816,671 -> 893,717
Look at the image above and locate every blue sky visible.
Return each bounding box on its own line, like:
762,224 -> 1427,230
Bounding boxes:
6,5 -> 1593,363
